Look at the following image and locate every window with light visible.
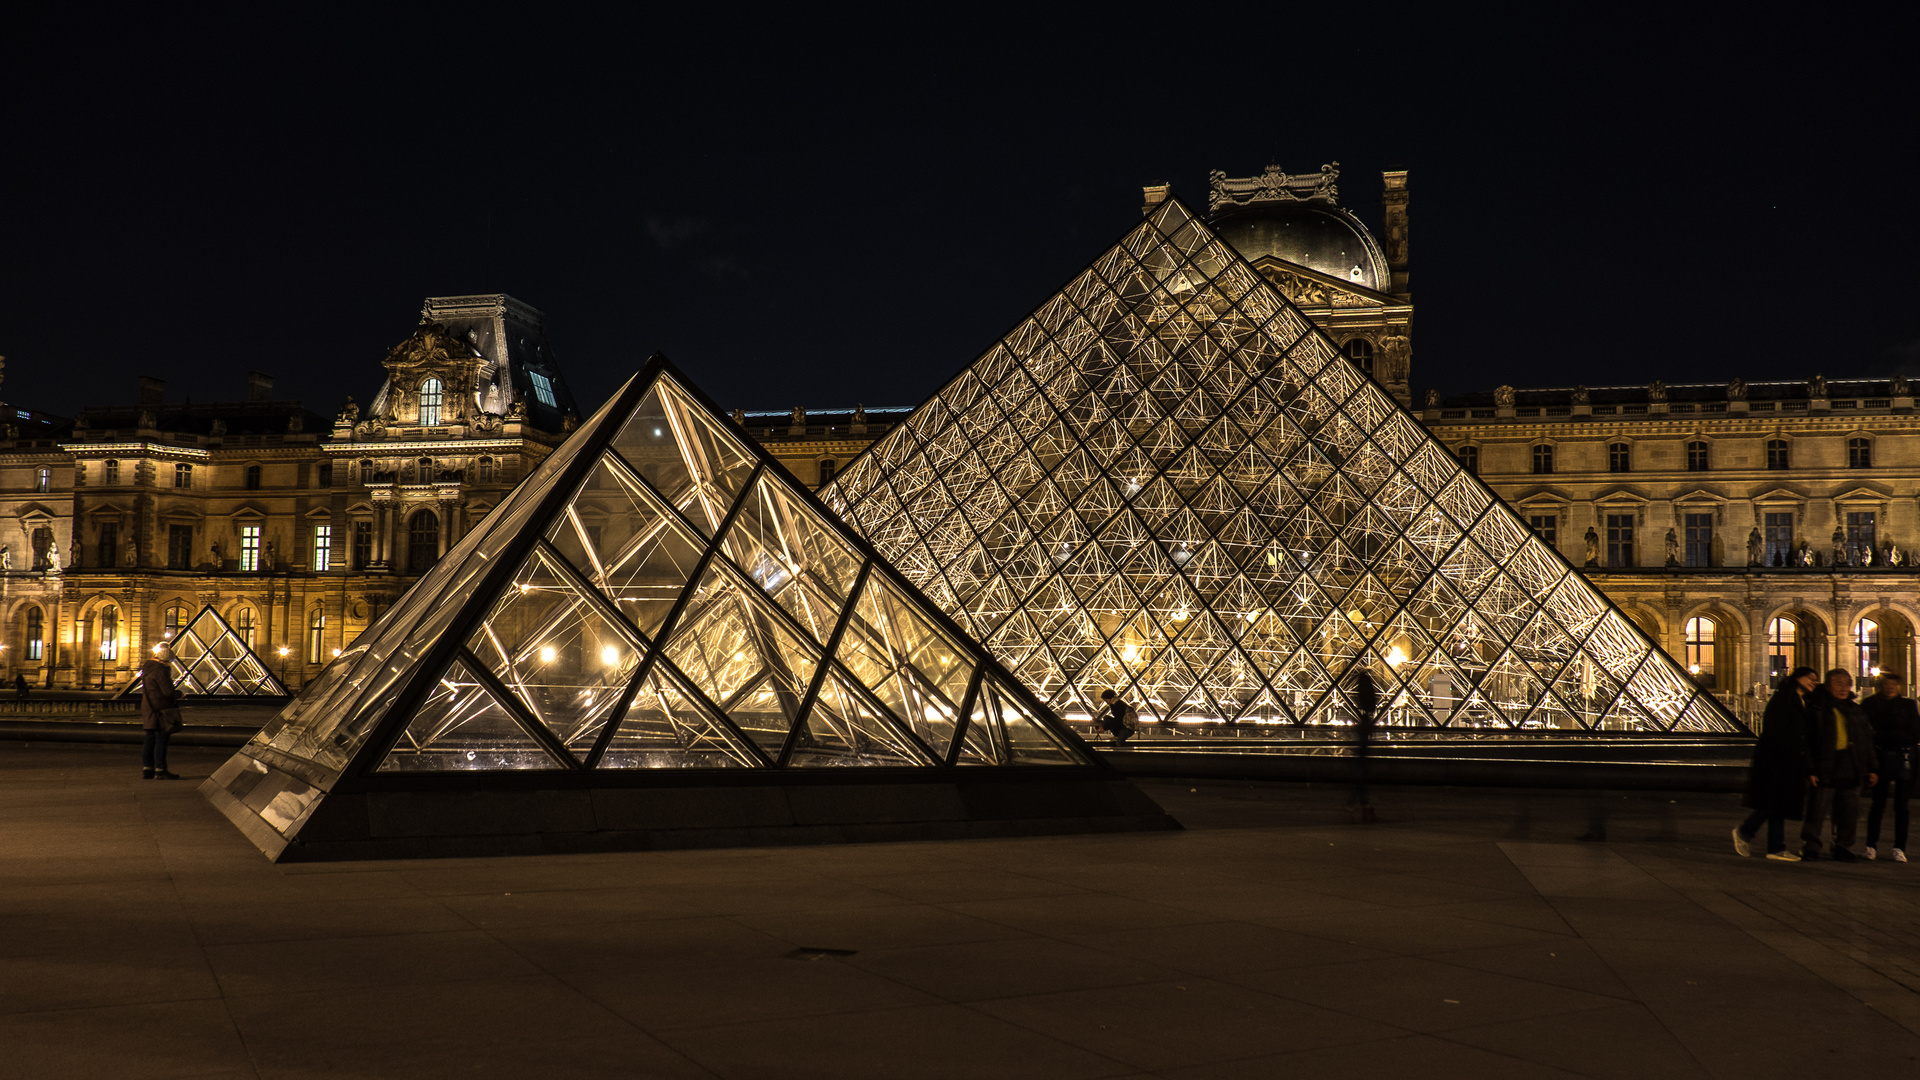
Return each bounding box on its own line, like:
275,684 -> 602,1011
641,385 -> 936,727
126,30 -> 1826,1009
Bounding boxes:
240,525 -> 261,572
419,378 -> 444,426
1684,616 -> 1715,688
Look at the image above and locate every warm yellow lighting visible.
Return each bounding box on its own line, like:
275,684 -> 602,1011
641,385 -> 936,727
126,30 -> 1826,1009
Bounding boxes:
1121,643 -> 1140,663
1871,666 -> 1881,676
601,645 -> 620,666
331,648 -> 341,658
277,646 -> 290,657
1688,664 -> 1701,675
733,651 -> 747,662
539,645 -> 556,664
1172,608 -> 1189,622
1387,646 -> 1408,668
518,583 -> 531,594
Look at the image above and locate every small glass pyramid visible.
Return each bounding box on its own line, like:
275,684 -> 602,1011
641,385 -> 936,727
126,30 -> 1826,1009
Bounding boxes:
233,359 -> 1097,788
132,606 -> 287,697
821,198 -> 1740,735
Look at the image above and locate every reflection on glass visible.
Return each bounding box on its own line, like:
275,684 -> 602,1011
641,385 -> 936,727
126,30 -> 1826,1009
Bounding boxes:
378,658 -> 559,771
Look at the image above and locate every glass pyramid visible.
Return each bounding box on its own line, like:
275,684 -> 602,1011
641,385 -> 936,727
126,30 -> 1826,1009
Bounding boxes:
133,605 -> 287,697
821,198 -> 1741,735
232,359 -> 1096,788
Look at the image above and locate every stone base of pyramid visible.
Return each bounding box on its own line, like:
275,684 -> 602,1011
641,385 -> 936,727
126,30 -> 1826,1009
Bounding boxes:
202,760 -> 1178,863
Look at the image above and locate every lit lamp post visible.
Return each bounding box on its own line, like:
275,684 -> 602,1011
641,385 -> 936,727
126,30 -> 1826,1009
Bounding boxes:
277,645 -> 291,689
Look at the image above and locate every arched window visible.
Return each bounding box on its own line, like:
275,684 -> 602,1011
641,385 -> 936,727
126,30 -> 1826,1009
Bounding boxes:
1608,443 -> 1631,472
1767,617 -> 1797,678
104,460 -> 120,485
1342,339 -> 1374,376
1766,439 -> 1789,470
1686,441 -> 1710,471
162,605 -> 188,640
245,464 -> 262,490
1684,616 -> 1715,688
34,467 -> 50,493
307,609 -> 327,664
1848,437 -> 1872,468
408,510 -> 440,572
25,607 -> 44,660
100,606 -> 119,662
1857,618 -> 1881,679
419,378 -> 444,426
234,606 -> 256,650
1457,446 -> 1478,475
817,459 -> 837,485
1531,444 -> 1554,475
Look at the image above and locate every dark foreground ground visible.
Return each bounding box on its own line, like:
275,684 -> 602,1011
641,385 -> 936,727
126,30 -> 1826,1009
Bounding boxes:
3,742 -> 1918,1080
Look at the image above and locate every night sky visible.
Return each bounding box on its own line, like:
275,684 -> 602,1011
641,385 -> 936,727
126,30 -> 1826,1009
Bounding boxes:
5,9 -> 1913,421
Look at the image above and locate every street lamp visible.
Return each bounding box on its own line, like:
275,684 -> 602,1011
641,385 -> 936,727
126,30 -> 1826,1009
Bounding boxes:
277,645 -> 291,689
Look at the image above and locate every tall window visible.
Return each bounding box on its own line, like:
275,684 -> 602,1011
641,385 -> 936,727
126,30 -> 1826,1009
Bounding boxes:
104,459 -> 120,485
167,524 -> 193,570
312,525 -> 332,571
818,459 -> 837,485
1764,512 -> 1794,566
234,606 -> 255,650
1684,513 -> 1713,567
1531,444 -> 1554,474
1608,443 -> 1631,472
1527,515 -> 1557,545
1342,339 -> 1374,376
34,467 -> 50,493
408,510 -> 439,571
317,461 -> 333,488
240,525 -> 261,572
25,607 -> 43,660
1849,438 -> 1873,468
98,522 -> 118,568
163,605 -> 187,640
1685,441 -> 1710,471
418,378 -> 444,426
307,610 -> 327,664
174,463 -> 192,488
245,464 -> 262,490
1766,439 -> 1789,470
1857,618 -> 1881,678
99,606 -> 118,661
1606,514 -> 1635,567
352,521 -> 373,570
359,459 -> 374,483
418,457 -> 434,481
1684,617 -> 1716,688
1768,617 -> 1797,678
528,371 -> 557,407
1457,446 -> 1478,474
478,457 -> 494,483
31,526 -> 53,570
1846,511 -> 1877,565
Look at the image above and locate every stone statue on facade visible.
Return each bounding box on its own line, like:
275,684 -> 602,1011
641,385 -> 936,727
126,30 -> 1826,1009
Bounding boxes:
1647,380 -> 1668,403
1831,526 -> 1847,567
1887,543 -> 1905,567
1894,374 -> 1912,397
44,539 -> 60,574
339,396 -> 360,426
730,408 -> 746,425
1727,378 -> 1747,401
1665,528 -> 1680,567
210,540 -> 222,569
1583,526 -> 1600,567
1,545 -> 11,571
853,404 -> 867,426
1794,539 -> 1813,567
1747,527 -> 1763,566
1493,385 -> 1515,408
1571,385 -> 1590,406
1809,374 -> 1828,398
125,538 -> 138,567
287,414 -> 303,434
1423,388 -> 1440,409
209,418 -> 227,436
790,406 -> 806,427
265,540 -> 277,570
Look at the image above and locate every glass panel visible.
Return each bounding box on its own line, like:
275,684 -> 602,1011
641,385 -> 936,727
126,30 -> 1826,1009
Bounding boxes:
610,380 -> 756,535
719,474 -> 863,643
547,453 -> 706,639
594,667 -> 759,769
467,547 -> 645,753
835,574 -> 975,759
788,664 -> 928,767
376,658 -> 560,772
988,679 -> 1082,764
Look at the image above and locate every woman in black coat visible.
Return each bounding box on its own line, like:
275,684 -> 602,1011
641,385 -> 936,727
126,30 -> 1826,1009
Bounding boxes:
1735,666 -> 1818,860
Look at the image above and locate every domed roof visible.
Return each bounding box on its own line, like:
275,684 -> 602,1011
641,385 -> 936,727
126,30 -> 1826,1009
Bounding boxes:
1212,201 -> 1389,291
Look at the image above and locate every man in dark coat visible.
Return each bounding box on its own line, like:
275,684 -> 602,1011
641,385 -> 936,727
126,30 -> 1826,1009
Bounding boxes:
1736,667 -> 1817,860
1801,668 -> 1878,861
139,644 -> 183,780
1349,667 -> 1380,824
1864,671 -> 1919,861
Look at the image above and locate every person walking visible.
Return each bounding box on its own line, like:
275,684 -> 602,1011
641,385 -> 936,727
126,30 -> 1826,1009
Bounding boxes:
1864,671 -> 1919,862
1735,667 -> 1817,861
1098,688 -> 1138,747
1349,667 -> 1380,824
139,644 -> 183,780
13,673 -> 27,700
1801,668 -> 1877,861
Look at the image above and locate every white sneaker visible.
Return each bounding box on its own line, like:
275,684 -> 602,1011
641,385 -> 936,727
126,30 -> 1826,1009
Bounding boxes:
1896,849 -> 1909,863
1766,851 -> 1802,862
1732,827 -> 1751,857
1866,846 -> 1878,860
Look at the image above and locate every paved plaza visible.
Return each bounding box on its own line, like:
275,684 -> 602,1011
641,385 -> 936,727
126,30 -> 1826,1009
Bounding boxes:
3,741 -> 1919,1079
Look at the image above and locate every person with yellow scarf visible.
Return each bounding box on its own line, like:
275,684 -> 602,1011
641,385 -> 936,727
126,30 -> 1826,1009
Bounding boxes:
1801,669 -> 1879,861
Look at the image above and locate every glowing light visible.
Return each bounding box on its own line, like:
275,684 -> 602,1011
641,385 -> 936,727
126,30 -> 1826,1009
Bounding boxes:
653,428 -> 663,437
733,651 -> 747,662
1871,666 -> 1881,676
331,648 -> 341,658
1121,644 -> 1140,663
539,645 -> 556,664
601,645 -> 620,666
277,646 -> 290,657
518,583 -> 531,594
1173,608 -> 1189,622
1688,664 -> 1701,675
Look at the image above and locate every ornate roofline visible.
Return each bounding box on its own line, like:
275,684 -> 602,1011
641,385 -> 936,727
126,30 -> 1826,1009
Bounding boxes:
1208,163 -> 1340,212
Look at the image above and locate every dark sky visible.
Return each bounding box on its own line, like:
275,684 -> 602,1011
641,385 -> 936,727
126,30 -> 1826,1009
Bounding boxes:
5,8 -> 1914,420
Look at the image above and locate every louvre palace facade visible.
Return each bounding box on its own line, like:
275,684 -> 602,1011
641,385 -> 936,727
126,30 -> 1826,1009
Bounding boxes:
3,165 -> 1915,723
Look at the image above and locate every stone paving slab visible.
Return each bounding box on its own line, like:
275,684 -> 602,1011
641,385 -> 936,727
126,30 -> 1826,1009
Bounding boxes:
3,741 -> 1919,1079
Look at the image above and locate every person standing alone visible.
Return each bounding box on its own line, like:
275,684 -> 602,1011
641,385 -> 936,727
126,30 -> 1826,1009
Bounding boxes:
1802,668 -> 1877,861
1734,667 -> 1817,861
1864,671 -> 1918,862
140,644 -> 183,780
1348,667 -> 1380,824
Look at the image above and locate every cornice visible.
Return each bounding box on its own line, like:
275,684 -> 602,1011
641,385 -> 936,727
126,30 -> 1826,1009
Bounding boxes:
58,441 -> 210,460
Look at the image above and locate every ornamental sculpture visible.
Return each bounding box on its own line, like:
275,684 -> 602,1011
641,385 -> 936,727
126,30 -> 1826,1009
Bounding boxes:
1647,380 -> 1668,403
1494,385 -> 1515,408
1747,527 -> 1763,566
1571,385 -> 1590,406
1727,378 -> 1747,401
1809,374 -> 1828,399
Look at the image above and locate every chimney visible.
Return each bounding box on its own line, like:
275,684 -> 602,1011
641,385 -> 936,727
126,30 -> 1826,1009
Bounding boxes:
138,376 -> 165,405
1140,183 -> 1172,216
1381,169 -> 1410,301
247,371 -> 274,401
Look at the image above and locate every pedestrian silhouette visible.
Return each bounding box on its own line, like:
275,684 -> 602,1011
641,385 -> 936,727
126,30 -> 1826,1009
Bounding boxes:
1349,667 -> 1380,823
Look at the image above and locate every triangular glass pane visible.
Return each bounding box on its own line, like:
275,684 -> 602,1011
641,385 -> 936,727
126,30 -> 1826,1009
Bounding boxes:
788,664 -> 928,767
610,381 -> 755,535
594,666 -> 760,769
547,453 -> 706,639
987,679 -> 1081,765
376,658 -> 560,772
719,474 -> 863,643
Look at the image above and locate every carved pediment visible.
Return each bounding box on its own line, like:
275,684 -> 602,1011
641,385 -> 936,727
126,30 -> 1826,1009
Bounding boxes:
1248,257 -> 1396,310
1592,487 -> 1650,506
381,320 -> 479,372
1833,485 -> 1892,504
1750,487 -> 1807,504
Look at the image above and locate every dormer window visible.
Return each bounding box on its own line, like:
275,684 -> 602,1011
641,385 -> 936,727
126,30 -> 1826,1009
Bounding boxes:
419,378 -> 444,426
528,371 -> 557,408
104,459 -> 120,485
